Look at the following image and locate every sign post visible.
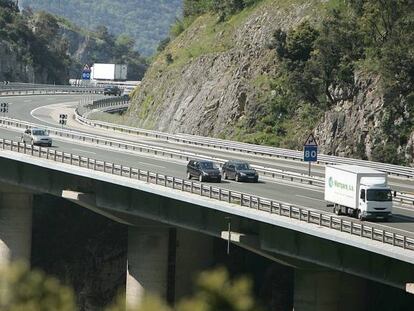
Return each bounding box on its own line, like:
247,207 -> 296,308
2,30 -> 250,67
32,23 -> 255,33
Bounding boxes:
303,133 -> 318,176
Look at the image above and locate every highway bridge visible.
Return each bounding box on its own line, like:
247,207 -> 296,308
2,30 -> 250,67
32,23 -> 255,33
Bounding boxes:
0,88 -> 414,310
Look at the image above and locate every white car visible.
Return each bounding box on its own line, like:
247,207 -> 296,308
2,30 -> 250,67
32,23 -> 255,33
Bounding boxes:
21,128 -> 52,147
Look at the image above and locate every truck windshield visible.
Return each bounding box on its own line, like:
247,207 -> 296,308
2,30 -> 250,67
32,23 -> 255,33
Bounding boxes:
367,189 -> 392,202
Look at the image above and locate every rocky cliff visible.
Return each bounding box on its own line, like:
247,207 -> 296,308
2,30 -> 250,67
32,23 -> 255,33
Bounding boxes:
0,41 -> 36,82
123,0 -> 413,165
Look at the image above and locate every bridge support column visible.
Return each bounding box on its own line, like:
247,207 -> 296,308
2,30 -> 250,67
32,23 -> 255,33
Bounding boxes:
175,228 -> 214,301
126,225 -> 169,308
294,269 -> 366,311
0,187 -> 33,267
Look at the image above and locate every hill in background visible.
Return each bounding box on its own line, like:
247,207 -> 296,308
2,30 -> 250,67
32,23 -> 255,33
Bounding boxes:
19,0 -> 182,56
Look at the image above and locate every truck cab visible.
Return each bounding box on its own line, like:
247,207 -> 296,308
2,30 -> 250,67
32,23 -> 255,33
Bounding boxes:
358,182 -> 392,220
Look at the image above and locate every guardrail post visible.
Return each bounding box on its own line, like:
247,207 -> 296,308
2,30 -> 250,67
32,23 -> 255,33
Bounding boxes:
270,201 -> 273,213
340,219 -> 343,231
70,154 -> 73,165
111,163 -> 114,174
403,236 -> 407,249
371,228 -> 374,240
228,191 -> 231,203
200,184 -> 203,196
240,194 -> 243,206
209,186 -> 212,198
172,177 -> 175,189
360,224 -> 364,237
382,230 -> 385,243
257,198 -> 261,210
120,165 -> 123,176
94,160 -> 97,171
299,208 -> 302,220
249,196 -> 252,208
393,233 -> 396,246
289,206 -> 292,218
219,188 -> 222,201
146,171 -> 150,182
279,203 -> 282,215
307,211 -> 310,223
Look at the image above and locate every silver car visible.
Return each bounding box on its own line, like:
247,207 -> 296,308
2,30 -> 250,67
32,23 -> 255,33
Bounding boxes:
21,128 -> 52,147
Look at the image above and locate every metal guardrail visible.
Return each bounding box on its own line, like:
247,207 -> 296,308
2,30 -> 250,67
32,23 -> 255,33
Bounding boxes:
0,86 -> 104,96
77,100 -> 414,179
79,97 -> 130,117
0,117 -> 320,187
1,138 -> 413,251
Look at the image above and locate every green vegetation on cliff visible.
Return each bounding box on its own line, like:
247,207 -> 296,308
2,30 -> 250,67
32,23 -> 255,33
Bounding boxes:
122,0 -> 413,165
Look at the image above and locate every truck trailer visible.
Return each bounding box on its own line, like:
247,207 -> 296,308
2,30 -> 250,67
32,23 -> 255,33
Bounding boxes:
325,165 -> 393,221
91,63 -> 127,81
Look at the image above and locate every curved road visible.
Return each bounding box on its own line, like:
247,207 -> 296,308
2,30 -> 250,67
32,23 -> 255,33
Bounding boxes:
1,94 -> 414,235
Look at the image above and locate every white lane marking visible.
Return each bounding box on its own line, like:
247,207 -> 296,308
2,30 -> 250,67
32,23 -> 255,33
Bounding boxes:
295,194 -> 325,202
138,162 -> 165,169
72,148 -> 96,155
23,100 -> 31,103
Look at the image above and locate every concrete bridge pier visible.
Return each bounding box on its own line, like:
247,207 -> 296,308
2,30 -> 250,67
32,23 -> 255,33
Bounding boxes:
126,224 -> 215,309
126,225 -> 169,308
0,186 -> 33,267
294,269 -> 367,311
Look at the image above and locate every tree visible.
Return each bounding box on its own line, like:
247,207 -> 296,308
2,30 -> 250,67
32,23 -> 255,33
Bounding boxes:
176,267 -> 261,311
0,262 -> 76,311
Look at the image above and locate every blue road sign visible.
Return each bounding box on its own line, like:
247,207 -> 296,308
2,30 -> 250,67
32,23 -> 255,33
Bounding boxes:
304,145 -> 318,162
82,71 -> 90,80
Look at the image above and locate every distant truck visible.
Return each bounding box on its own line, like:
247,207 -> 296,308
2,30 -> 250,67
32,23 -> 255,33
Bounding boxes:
91,63 -> 127,81
325,165 -> 393,221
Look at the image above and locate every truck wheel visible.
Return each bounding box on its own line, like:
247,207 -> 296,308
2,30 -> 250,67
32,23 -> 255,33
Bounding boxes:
334,206 -> 341,215
357,210 -> 363,220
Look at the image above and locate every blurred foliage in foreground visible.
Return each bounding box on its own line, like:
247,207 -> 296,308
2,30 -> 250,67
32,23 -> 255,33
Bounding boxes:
0,264 -> 261,311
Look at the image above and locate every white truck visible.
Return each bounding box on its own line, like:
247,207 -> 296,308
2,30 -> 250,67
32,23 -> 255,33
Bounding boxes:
325,165 -> 393,221
91,63 -> 127,81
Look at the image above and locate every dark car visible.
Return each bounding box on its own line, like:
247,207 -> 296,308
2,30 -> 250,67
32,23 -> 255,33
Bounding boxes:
103,86 -> 121,96
187,160 -> 221,182
222,160 -> 258,182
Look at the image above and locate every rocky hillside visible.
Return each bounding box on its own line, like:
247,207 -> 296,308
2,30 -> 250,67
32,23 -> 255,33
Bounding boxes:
121,0 -> 413,165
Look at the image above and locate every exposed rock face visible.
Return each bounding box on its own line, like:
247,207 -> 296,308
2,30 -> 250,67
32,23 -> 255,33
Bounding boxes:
315,75 -> 384,158
126,2 -> 319,137
0,41 -> 36,82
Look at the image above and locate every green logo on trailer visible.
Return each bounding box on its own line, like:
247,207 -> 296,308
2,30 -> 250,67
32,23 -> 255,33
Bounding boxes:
329,177 -> 334,188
